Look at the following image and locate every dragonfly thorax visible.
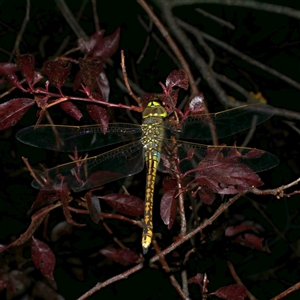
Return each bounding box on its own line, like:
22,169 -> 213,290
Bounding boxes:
142,101 -> 167,119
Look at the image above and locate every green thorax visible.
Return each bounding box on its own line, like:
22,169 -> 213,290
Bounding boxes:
141,101 -> 167,160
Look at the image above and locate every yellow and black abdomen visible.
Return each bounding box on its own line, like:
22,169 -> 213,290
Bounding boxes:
141,101 -> 167,253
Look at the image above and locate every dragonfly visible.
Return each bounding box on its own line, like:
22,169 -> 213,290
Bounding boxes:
16,102 -> 279,253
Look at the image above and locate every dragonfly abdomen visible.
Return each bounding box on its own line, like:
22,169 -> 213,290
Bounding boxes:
141,102 -> 167,253
142,151 -> 159,253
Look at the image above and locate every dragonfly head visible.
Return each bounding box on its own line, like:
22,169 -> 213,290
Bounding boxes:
142,101 -> 167,119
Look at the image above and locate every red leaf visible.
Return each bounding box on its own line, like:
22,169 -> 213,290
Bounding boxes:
32,71 -> 43,86
0,204 -> 61,253
0,62 -> 26,91
84,170 -> 124,190
0,62 -> 18,75
198,186 -> 216,205
87,104 -> 108,133
85,192 -> 101,224
0,98 -> 34,130
233,233 -> 271,253
210,284 -> 247,300
100,247 -> 140,266
186,93 -> 205,114
73,70 -> 82,91
194,147 -> 264,196
15,54 -> 35,85
43,60 -> 71,90
165,69 -> 189,91
162,177 -> 177,191
225,224 -> 260,237
79,58 -> 103,90
60,101 -> 83,121
29,189 -> 62,213
160,89 -> 179,112
31,237 -> 56,280
99,193 -> 144,217
77,30 -> 105,54
160,188 -> 177,229
91,27 -> 121,60
188,273 -> 204,285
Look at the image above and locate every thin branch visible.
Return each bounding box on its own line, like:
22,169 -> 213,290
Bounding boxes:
177,18 -> 300,91
153,241 -> 190,299
157,1 -> 229,108
77,263 -> 144,300
137,0 -> 199,96
180,18 -> 215,68
55,0 -> 88,39
121,50 -> 142,107
91,0 -> 100,32
150,178 -> 300,263
9,0 -> 30,61
271,281 -> 300,300
163,0 -> 300,21
195,7 -> 235,29
227,261 -> 257,300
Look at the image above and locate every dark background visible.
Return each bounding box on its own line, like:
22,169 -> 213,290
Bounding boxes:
0,0 -> 300,299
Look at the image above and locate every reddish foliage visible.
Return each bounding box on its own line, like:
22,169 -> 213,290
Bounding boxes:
99,193 -> 144,217
194,147 -> 263,203
233,233 -> 271,253
160,189 -> 177,229
210,284 -> 247,300
100,248 -> 140,266
83,170 -> 125,191
0,62 -> 26,91
87,92 -> 109,133
188,273 -> 204,285
77,28 -> 120,61
31,237 -> 56,280
225,224 -> 260,237
0,62 -> 18,76
198,186 -> 216,205
90,27 -> 121,61
159,69 -> 188,112
15,54 -> 35,86
186,92 -> 205,114
165,69 -> 189,92
79,58 -> 103,91
43,60 -> 72,91
225,223 -> 270,252
77,30 -> 105,54
86,104 -> 108,132
29,189 -> 62,213
59,101 -> 83,121
0,98 -> 34,130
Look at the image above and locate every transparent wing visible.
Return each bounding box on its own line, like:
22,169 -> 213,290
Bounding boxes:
16,123 -> 143,152
180,104 -> 274,141
33,141 -> 144,192
159,139 -> 279,176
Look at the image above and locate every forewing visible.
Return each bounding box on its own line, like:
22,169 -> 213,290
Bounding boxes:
33,141 -> 144,192
16,123 -> 142,152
